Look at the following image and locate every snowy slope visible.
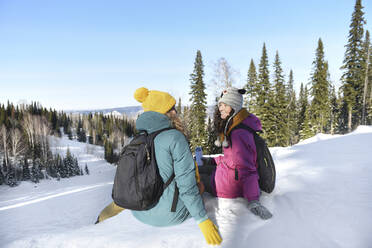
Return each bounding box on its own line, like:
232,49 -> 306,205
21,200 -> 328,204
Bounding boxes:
1,126 -> 372,248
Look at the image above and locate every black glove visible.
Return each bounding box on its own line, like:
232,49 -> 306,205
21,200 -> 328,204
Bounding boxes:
247,200 -> 272,220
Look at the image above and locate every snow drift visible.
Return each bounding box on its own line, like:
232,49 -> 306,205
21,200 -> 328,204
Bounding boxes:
1,126 -> 372,248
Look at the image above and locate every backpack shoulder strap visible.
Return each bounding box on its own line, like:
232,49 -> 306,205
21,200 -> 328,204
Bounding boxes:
144,127 -> 179,212
232,123 -> 263,135
137,127 -> 174,140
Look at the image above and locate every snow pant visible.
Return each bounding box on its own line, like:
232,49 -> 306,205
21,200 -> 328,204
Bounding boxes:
198,157 -> 217,196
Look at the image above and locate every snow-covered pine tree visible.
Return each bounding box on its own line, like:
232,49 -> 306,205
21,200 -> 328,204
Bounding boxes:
5,167 -> 17,187
64,147 -> 75,177
310,38 -> 331,134
85,163 -> 90,175
56,154 -> 67,178
77,119 -> 87,143
22,157 -> 31,181
340,0 -> 366,131
73,157 -> 80,176
31,163 -> 40,183
189,50 -> 208,152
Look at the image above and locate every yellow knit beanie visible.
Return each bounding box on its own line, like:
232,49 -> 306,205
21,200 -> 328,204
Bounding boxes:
134,87 -> 176,114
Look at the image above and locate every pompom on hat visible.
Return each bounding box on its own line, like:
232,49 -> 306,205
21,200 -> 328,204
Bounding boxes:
134,87 -> 176,114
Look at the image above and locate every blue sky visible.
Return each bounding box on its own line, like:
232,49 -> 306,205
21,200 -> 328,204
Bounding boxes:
0,0 -> 371,110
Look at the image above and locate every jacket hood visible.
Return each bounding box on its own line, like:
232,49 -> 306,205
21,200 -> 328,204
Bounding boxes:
242,113 -> 262,132
136,111 -> 172,133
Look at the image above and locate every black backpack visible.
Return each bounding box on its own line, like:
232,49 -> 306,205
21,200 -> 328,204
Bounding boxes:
231,123 -> 276,193
112,127 -> 179,211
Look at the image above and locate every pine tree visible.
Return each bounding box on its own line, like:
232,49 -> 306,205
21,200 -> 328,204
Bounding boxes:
2,158 -> 7,173
300,105 -> 313,140
0,169 -> 4,185
362,30 -> 371,124
31,163 -> 40,183
181,106 -> 191,139
340,0 -> 366,131
56,154 -> 67,178
298,84 -> 307,135
85,163 -> 90,175
367,32 -> 372,125
271,51 -> 288,146
329,86 -> 339,134
256,43 -> 271,125
245,59 -> 258,112
189,50 -> 208,151
205,117 -> 220,155
64,147 -> 75,177
104,140 -> 114,163
287,70 -> 298,145
336,91 -> 350,134
310,38 -> 331,134
299,86 -> 314,140
77,119 -> 87,143
176,97 -> 182,116
22,157 -> 31,181
264,85 -> 277,146
6,167 -> 17,187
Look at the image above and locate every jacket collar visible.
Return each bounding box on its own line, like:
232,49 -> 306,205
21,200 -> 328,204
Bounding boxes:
219,108 -> 250,141
136,111 -> 172,134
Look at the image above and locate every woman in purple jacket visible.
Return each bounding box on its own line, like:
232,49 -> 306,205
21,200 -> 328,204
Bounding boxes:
200,87 -> 272,220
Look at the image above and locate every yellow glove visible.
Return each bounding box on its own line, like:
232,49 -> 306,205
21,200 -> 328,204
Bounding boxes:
198,218 -> 222,245
95,201 -> 125,224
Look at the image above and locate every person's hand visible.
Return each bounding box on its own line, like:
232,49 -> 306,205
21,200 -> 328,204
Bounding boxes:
198,218 -> 222,245
247,200 -> 272,220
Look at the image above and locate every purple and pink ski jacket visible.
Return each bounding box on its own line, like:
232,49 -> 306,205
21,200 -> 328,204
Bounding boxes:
212,113 -> 262,202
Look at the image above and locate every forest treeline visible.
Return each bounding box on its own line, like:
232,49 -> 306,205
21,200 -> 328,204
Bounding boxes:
0,102 -> 135,187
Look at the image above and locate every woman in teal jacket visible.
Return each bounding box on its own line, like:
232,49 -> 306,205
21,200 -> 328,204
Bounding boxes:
96,87 -> 222,246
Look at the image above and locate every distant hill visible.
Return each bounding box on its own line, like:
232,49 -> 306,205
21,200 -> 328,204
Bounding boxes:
67,105 -> 216,119
67,106 -> 143,119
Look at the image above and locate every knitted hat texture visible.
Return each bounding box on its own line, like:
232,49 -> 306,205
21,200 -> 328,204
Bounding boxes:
134,87 -> 176,114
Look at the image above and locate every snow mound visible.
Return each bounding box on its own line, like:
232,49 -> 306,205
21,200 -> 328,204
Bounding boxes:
349,125 -> 372,134
296,132 -> 338,145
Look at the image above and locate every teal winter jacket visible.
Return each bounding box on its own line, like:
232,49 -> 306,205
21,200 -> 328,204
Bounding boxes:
131,111 -> 208,226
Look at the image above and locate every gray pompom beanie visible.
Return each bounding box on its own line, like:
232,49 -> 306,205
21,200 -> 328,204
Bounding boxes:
215,87 -> 246,148
218,87 -> 244,113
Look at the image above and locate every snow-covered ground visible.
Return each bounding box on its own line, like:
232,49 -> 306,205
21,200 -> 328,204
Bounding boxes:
1,126 -> 372,248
